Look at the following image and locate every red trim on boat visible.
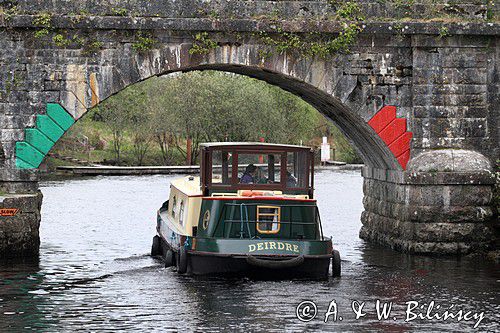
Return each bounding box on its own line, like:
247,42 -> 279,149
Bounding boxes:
202,196 -> 316,202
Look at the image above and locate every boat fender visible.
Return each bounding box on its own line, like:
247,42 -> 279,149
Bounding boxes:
165,249 -> 174,268
151,235 -> 161,256
177,246 -> 188,274
246,255 -> 304,269
331,250 -> 341,277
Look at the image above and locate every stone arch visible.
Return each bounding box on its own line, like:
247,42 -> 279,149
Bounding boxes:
15,45 -> 408,171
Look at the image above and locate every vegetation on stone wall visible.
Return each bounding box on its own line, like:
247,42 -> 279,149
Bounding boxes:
189,32 -> 218,55
132,33 -> 157,52
47,71 -> 360,167
32,12 -> 53,38
253,2 -> 365,59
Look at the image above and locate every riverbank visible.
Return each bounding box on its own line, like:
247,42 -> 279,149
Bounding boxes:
52,163 -> 364,177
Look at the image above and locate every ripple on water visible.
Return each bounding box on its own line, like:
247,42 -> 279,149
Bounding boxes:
0,171 -> 498,332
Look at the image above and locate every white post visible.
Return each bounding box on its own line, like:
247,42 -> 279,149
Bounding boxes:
320,136 -> 330,166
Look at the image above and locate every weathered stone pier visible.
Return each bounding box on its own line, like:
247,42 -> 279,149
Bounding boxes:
0,0 -> 498,258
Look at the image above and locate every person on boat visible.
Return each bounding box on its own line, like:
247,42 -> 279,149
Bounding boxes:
240,164 -> 258,184
286,171 -> 298,187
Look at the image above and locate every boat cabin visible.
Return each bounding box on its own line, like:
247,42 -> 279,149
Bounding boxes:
154,142 -> 338,278
200,142 -> 315,198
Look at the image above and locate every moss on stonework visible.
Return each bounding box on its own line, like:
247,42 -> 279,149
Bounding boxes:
32,12 -> 53,39
252,2 -> 365,59
189,32 -> 218,55
132,34 -> 157,52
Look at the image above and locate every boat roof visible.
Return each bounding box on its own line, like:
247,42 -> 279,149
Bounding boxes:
200,142 -> 313,151
171,176 -> 202,196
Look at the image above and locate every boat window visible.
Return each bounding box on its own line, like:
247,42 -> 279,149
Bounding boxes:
179,200 -> 185,225
286,151 -> 308,188
238,153 -> 281,184
171,196 -> 177,218
211,150 -> 233,185
256,206 -> 281,234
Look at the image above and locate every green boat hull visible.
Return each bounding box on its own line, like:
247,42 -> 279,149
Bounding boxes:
162,237 -> 334,279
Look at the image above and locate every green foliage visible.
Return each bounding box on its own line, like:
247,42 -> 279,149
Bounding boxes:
486,1 -> 495,21
111,7 -> 128,16
72,34 -> 85,46
83,40 -> 104,55
53,34 -> 70,47
1,5 -> 19,21
392,0 -> 414,18
3,67 -> 23,97
257,23 -> 362,58
208,10 -> 220,19
189,32 -> 218,55
255,1 -> 364,59
33,12 -> 53,39
393,0 -> 414,10
438,26 -> 450,38
34,29 -> 49,38
132,34 -> 157,52
336,2 -> 363,20
32,12 -> 52,27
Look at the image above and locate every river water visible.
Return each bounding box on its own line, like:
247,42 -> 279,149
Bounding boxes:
0,169 -> 498,332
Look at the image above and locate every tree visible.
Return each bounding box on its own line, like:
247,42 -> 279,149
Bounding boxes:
146,77 -> 179,165
128,89 -> 153,166
97,95 -> 132,165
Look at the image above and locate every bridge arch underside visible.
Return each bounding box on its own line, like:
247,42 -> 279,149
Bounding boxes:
0,26 -> 497,257
99,63 -> 400,171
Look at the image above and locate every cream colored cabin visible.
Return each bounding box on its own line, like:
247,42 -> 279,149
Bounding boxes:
167,176 -> 203,237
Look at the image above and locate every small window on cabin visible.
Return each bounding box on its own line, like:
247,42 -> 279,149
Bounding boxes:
179,200 -> 185,225
286,152 -> 308,188
256,206 -> 281,234
171,196 -> 177,218
238,153 -> 281,184
211,150 -> 233,185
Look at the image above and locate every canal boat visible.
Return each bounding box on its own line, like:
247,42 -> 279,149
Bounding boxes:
151,142 -> 341,279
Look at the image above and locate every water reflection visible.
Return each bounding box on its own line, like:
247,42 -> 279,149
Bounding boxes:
0,171 -> 498,331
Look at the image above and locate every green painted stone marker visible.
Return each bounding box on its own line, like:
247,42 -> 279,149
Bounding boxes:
46,103 -> 75,131
15,158 -> 36,169
15,103 -> 76,169
25,128 -> 55,155
36,115 -> 64,142
15,142 -> 44,168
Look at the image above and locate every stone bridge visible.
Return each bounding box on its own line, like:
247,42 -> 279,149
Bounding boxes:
0,0 -> 498,257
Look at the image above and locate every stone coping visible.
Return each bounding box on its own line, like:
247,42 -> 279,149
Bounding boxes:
362,166 -> 496,185
0,192 -> 41,203
1,15 -> 499,35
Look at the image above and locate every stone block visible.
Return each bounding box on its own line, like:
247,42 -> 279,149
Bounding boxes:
0,192 -> 42,258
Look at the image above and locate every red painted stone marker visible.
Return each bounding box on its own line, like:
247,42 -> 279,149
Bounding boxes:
368,105 -> 412,170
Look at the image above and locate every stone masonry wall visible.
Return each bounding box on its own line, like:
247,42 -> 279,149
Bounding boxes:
0,192 -> 42,258
360,149 -> 496,254
411,35 -> 499,164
